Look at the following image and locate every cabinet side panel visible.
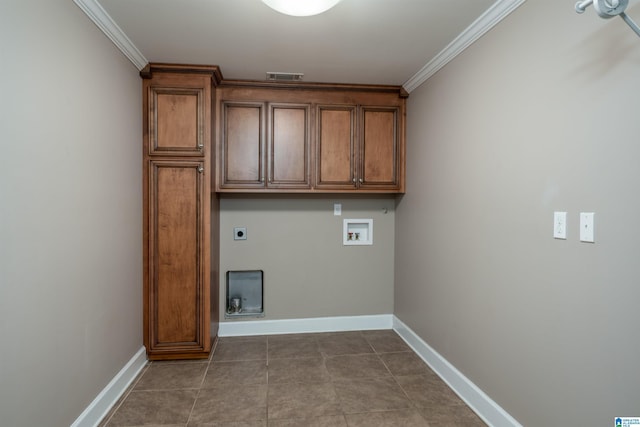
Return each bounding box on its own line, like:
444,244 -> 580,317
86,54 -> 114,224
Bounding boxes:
316,107 -> 355,186
224,105 -> 262,183
362,109 -> 396,185
272,107 -> 308,183
154,164 -> 198,343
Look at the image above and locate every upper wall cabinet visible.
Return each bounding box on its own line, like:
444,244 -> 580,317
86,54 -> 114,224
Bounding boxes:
145,73 -> 210,157
219,100 -> 311,190
216,81 -> 406,193
360,106 -> 400,190
315,105 -> 356,189
315,105 -> 401,191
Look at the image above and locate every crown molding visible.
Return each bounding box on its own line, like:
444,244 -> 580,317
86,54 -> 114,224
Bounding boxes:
75,0 -> 525,90
74,0 -> 148,70
402,0 -> 527,93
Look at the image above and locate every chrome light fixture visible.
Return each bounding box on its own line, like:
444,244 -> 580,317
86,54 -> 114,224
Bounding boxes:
262,0 -> 341,17
576,0 -> 640,38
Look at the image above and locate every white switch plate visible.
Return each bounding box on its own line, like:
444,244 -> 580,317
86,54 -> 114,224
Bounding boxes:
580,212 -> 595,243
553,211 -> 567,239
334,203 -> 342,216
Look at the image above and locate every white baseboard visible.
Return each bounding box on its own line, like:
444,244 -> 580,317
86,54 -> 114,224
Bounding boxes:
392,317 -> 522,427
218,314 -> 393,337
71,346 -> 147,427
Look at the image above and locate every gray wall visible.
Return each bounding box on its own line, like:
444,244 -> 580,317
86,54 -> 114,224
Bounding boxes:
220,196 -> 395,320
0,1 -> 142,426
395,1 -> 640,426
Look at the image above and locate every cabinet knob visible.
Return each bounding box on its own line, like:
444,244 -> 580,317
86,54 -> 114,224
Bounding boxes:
198,166 -> 204,173
352,178 -> 356,183
359,178 -> 363,183
198,143 -> 204,150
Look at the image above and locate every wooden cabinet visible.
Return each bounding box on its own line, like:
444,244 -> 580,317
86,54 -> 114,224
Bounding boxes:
216,81 -> 406,193
146,160 -> 208,356
220,101 -> 311,190
142,64 -> 221,360
359,106 -> 401,190
315,105 -> 356,189
315,105 -> 401,191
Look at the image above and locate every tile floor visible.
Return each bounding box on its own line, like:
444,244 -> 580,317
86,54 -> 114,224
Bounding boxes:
100,330 -> 486,426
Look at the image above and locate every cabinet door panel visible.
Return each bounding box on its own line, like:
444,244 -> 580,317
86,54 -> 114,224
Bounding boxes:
269,104 -> 310,188
360,107 -> 398,188
221,102 -> 264,187
316,106 -> 356,189
147,78 -> 208,156
148,160 -> 208,352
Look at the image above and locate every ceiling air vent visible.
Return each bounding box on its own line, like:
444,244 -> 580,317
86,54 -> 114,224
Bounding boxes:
266,72 -> 304,82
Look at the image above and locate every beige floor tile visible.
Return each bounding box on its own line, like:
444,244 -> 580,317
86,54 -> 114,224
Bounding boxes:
106,390 -> 197,426
378,351 -> 432,376
134,362 -> 208,391
213,340 -> 267,362
188,420 -> 267,427
267,415 -> 348,427
268,333 -> 319,341
218,335 -> 268,344
316,332 -> 374,356
115,425 -> 185,427
345,409 -> 430,426
267,382 -> 342,420
189,385 -> 268,424
203,360 -> 267,388
362,330 -> 410,353
333,377 -> 412,414
267,357 -> 330,383
267,337 -> 321,359
418,404 -> 487,426
325,354 -> 390,379
395,374 -> 466,407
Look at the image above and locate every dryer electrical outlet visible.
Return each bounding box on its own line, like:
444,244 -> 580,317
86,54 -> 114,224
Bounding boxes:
234,227 -> 247,240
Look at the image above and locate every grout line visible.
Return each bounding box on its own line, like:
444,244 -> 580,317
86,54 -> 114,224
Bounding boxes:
184,387 -> 201,427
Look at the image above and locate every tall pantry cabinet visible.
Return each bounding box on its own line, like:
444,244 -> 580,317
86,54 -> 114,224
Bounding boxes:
141,64 -> 221,360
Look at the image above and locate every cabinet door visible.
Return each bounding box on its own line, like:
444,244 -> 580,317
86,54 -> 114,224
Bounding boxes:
359,106 -> 400,190
145,74 -> 210,157
220,101 -> 265,189
146,160 -> 210,358
315,105 -> 357,190
268,103 -> 311,189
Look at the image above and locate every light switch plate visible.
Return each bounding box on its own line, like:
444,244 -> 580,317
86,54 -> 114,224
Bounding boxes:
580,212 -> 595,243
334,203 -> 342,216
553,211 -> 567,239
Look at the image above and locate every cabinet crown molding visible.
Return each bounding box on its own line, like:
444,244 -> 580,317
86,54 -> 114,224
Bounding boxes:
141,63 -> 224,86
220,79 -> 408,98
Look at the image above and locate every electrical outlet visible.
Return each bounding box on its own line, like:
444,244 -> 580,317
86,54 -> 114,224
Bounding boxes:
234,227 -> 247,240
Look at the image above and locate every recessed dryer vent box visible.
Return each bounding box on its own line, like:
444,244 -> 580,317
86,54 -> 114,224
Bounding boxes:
226,270 -> 264,318
343,219 -> 373,245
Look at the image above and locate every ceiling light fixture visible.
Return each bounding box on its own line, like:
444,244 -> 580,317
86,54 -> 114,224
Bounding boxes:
261,0 -> 341,17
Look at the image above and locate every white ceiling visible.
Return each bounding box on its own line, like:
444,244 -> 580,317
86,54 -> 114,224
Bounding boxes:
92,0 -> 505,88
